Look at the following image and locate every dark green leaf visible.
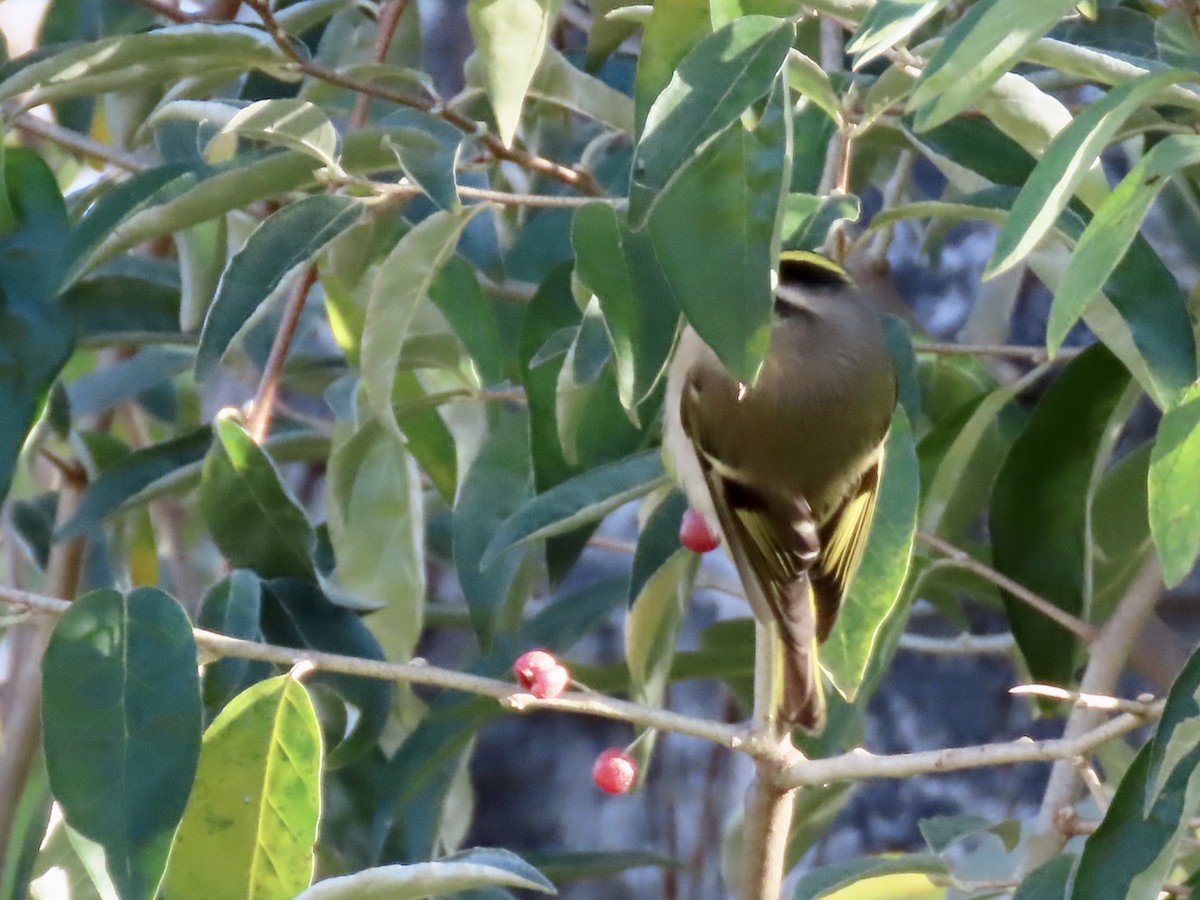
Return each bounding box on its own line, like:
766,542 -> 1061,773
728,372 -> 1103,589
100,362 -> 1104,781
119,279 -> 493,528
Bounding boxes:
0,148 -> 74,507
572,202 -> 679,412
379,110 -> 464,211
42,587 -> 201,900
990,345 -> 1131,688
453,409 -> 534,649
629,16 -> 794,225
1015,855 -> 1075,900
644,72 -> 791,383
1071,643 -> 1200,898
195,195 -> 362,380
428,255 -> 507,385
198,416 -> 316,580
262,578 -> 394,767
482,450 -> 668,566
58,427 -> 212,539
198,569 -> 268,711
66,346 -> 192,417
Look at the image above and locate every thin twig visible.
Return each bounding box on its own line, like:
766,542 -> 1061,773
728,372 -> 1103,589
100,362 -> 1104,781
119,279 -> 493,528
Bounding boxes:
11,112 -> 147,171
244,0 -> 604,196
780,704 -> 1159,789
349,0 -> 411,128
1009,683 -> 1158,717
918,531 -> 1099,644
246,265 -> 320,445
900,631 -> 1015,656
913,342 -> 1085,361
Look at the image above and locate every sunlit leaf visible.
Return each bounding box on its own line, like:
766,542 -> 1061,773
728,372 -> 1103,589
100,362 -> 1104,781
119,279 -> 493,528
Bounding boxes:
1150,381 -> 1200,587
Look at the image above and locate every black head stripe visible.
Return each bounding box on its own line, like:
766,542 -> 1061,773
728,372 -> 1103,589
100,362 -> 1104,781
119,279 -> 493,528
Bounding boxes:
778,251 -> 852,289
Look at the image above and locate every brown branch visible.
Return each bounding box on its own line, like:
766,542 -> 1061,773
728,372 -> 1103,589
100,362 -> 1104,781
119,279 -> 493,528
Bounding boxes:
913,342 -> 1085,361
918,531 -> 1099,644
349,0 -> 411,128
244,0 -> 604,196
247,264 -> 320,445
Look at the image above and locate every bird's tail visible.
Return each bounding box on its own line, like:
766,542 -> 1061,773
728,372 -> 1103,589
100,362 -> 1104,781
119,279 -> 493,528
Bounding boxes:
775,576 -> 826,734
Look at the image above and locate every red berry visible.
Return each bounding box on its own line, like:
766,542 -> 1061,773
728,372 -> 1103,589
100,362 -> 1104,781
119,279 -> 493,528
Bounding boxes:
680,508 -> 720,553
592,748 -> 638,794
514,650 -> 569,698
531,663 -> 570,699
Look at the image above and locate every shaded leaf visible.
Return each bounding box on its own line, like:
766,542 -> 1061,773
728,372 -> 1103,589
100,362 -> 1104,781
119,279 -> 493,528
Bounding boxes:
66,346 -> 192,418
453,409 -> 533,649
482,449 -> 668,566
198,570 -> 267,712
261,578 -> 393,766
198,417 -> 316,580
196,195 -> 362,380
990,345 -> 1130,688
379,109 -> 464,211
0,149 -> 74,507
58,427 -> 212,539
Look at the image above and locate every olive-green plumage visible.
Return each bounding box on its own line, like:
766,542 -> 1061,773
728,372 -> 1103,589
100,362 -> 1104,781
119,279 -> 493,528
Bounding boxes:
665,252 -> 896,732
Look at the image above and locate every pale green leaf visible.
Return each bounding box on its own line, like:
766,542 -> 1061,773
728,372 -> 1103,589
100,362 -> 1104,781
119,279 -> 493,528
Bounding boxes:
1150,381 -> 1200,587
821,408 -> 919,699
909,0 -> 1079,131
466,0 -> 565,146
206,99 -> 340,170
294,849 -> 554,898
1049,134 -> 1200,354
360,206 -> 485,441
987,68 -> 1197,279
846,0 -> 953,69
163,676 -> 322,900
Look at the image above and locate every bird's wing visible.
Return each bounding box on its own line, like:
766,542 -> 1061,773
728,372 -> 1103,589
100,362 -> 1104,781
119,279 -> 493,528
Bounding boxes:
680,379 -> 827,730
811,448 -> 884,643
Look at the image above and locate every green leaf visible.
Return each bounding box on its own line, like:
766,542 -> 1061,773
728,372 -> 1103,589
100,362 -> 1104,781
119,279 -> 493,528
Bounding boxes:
1092,441 -> 1154,621
791,853 -> 947,900
0,148 -> 74,507
428,256 -> 507,385
990,345 -> 1131,688
908,0 -> 1078,131
163,675 -> 322,900
1156,9 -> 1200,71
821,407 -> 919,699
325,417 -> 425,658
482,449 -> 667,566
57,427 -> 212,539
1050,134 -> 1200,354
1015,855 -> 1076,900
453,409 -> 533,650
629,15 -> 795,226
846,0 -> 954,69
361,207 -> 484,441
919,813 -> 1020,854
626,548 -> 698,705
42,588 -> 201,900
466,0 -> 564,147
0,23 -> 292,109
645,70 -> 791,383
780,193 -> 861,251
528,47 -> 635,133
261,579 -> 393,766
198,417 -> 316,580
987,69 -> 1196,279
1150,381 -> 1200,587
294,848 -> 554,898
75,151 -> 328,280
629,489 -> 689,606
784,49 -> 841,125
572,202 -> 679,411
198,570 -> 267,712
66,346 -> 192,418
1070,644 -> 1200,898
195,195 -> 362,380
206,99 -> 340,169
632,0 -> 711,135
379,109 -> 464,211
